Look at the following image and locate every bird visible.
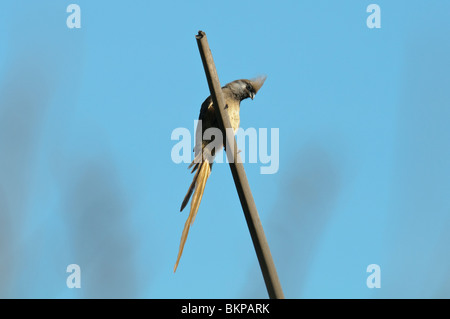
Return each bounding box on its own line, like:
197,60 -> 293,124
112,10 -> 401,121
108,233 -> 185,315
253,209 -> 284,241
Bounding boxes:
174,76 -> 267,272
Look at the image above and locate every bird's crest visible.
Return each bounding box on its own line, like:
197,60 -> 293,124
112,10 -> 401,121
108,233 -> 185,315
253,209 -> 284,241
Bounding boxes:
250,75 -> 267,94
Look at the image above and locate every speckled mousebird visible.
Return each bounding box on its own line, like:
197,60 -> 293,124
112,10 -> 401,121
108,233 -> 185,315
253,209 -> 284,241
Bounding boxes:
174,76 -> 267,272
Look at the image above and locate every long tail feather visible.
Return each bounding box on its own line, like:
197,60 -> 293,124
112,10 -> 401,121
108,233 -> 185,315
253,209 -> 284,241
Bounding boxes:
190,161 -> 210,224
180,165 -> 201,212
174,159 -> 211,272
190,163 -> 199,174
180,151 -> 205,211
188,151 -> 203,170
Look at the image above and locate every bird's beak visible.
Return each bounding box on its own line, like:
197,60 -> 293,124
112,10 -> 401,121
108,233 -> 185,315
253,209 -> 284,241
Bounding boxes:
250,92 -> 255,100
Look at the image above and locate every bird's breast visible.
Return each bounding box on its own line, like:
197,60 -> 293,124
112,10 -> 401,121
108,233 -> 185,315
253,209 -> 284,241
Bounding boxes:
226,102 -> 240,134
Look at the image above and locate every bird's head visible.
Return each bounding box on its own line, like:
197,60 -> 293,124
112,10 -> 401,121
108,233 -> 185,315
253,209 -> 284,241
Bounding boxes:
226,75 -> 267,101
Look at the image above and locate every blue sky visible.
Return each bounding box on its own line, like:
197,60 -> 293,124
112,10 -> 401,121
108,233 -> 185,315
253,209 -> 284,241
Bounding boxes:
0,1 -> 449,298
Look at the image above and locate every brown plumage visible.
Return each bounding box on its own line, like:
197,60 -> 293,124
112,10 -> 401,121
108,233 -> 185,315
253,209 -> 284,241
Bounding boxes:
174,76 -> 266,272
